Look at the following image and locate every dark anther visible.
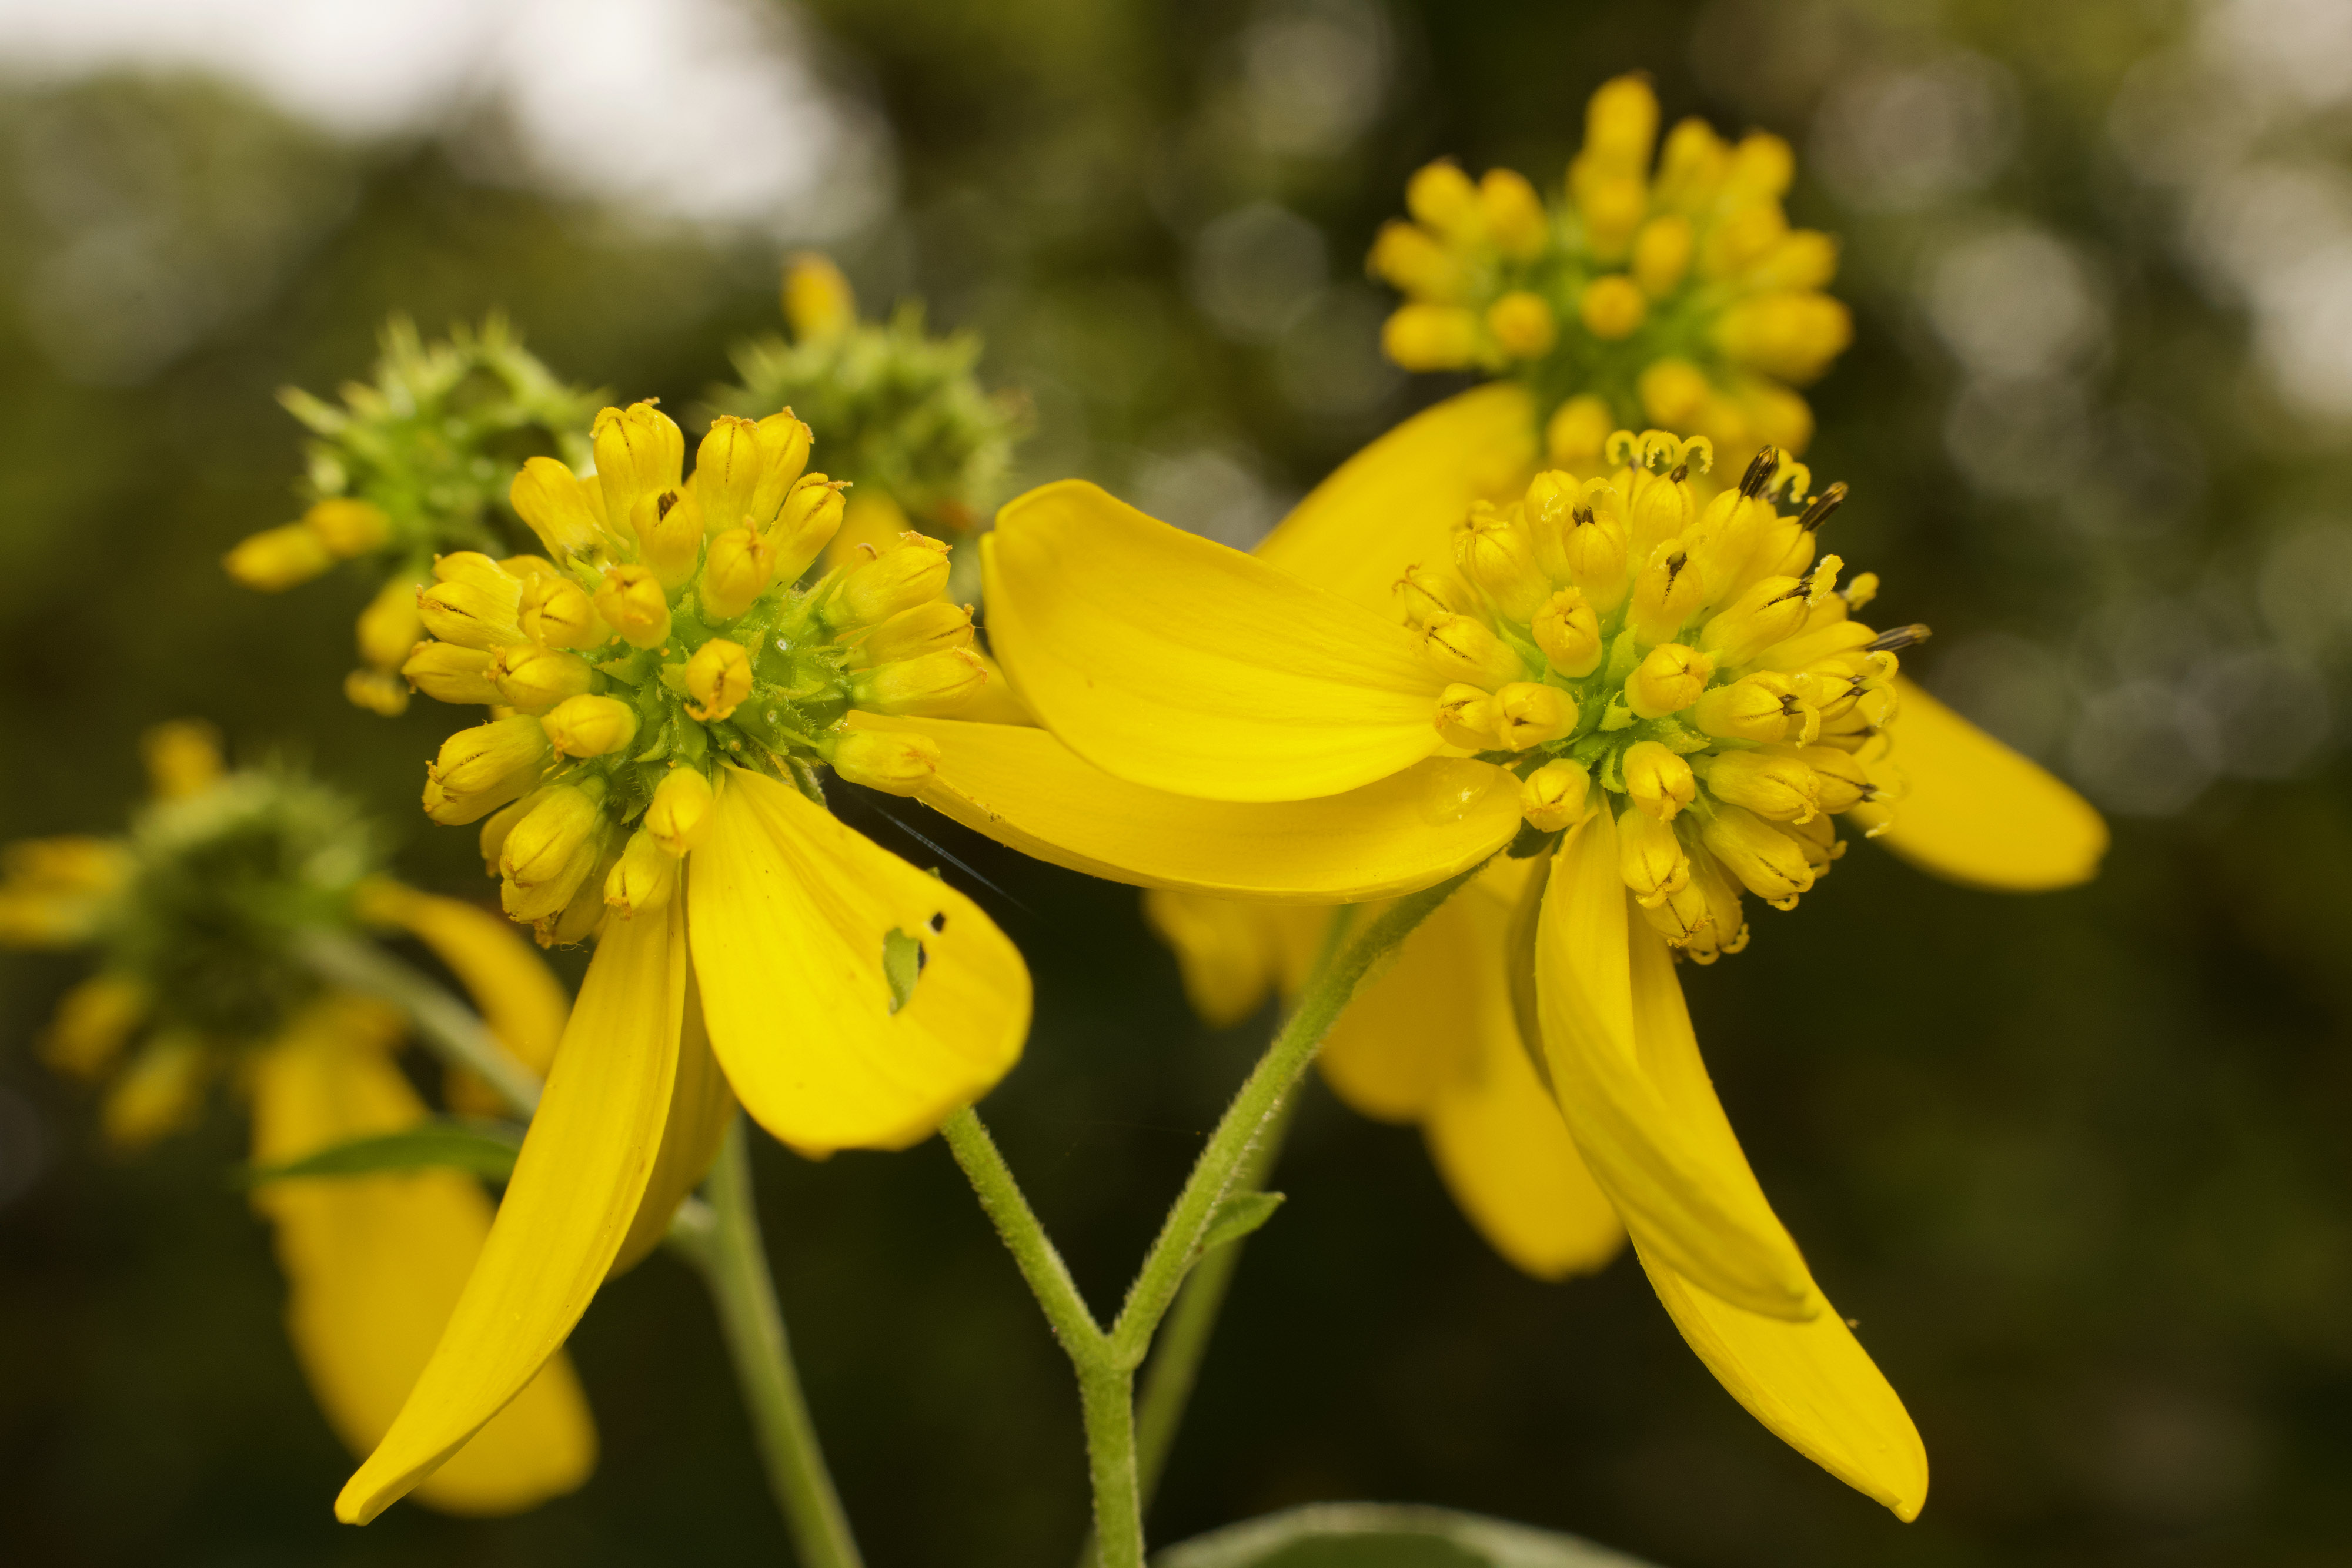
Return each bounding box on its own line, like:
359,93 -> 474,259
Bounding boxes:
1668,462 -> 1688,484
1798,481 -> 1848,532
1738,446 -> 1779,499
1866,623 -> 1932,652
1571,504 -> 1595,528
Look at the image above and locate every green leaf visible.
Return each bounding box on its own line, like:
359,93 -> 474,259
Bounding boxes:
883,927 -> 924,1015
238,1117 -> 524,1187
1155,1503 -> 1669,1568
1200,1190 -> 1284,1253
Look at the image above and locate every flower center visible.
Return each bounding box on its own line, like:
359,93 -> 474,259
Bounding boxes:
1404,429 -> 1913,963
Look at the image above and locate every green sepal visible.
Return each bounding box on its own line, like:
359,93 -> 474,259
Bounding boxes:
1200,1190 -> 1284,1253
236,1116 -> 524,1187
1598,692 -> 1635,732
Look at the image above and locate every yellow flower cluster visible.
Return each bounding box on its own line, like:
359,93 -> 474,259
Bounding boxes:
1401,430 -> 1909,961
1370,75 -> 1850,466
403,400 -> 988,944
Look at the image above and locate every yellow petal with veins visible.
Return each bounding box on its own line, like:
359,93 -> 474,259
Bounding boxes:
335,900 -> 685,1524
251,998 -> 593,1516
983,480 -> 1445,801
1854,679 -> 2108,891
1535,807 -> 1818,1319
608,977 -> 735,1276
853,714 -> 1518,903
688,768 -> 1028,1155
1257,382 -> 1539,614
1637,1242 -> 1929,1521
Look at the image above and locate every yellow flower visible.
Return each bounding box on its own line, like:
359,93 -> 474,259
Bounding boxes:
342,402 -> 1031,1523
1369,73 -> 1849,466
0,722 -> 592,1516
867,405 -> 2107,1520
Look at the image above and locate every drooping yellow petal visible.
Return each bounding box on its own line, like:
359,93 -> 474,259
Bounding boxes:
1534,808 -> 1817,1319
1318,902 -> 1481,1124
356,878 -> 570,1115
1144,890 -> 1327,1028
1637,1242 -> 1929,1520
336,900 -> 686,1524
1854,679 -> 2109,891
250,998 -> 594,1517
1419,890 -> 1625,1282
609,978 -> 736,1276
983,479 -> 1445,801
688,768 -> 1029,1155
1257,382 -> 1539,614
853,714 -> 1519,902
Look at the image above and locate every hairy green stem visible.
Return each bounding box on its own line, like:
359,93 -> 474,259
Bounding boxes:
677,1118 -> 864,1568
297,928 -> 544,1114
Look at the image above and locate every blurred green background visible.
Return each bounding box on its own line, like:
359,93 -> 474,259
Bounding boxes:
5,0 -> 2352,1563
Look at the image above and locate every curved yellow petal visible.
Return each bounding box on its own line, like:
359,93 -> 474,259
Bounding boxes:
688,768 -> 1029,1155
1534,808 -> 1817,1320
336,900 -> 686,1524
1420,891 -> 1625,1282
854,714 -> 1518,902
355,881 -> 569,1074
1144,891 -> 1326,1029
982,479 -> 1444,801
250,999 -> 594,1517
1318,903 -> 1480,1124
1257,382 -> 1539,614
1854,679 -> 2109,891
1637,1243 -> 1929,1521
608,978 -> 735,1276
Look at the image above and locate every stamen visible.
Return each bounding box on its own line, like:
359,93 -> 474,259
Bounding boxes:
1866,624 -> 1932,652
1798,482 -> 1847,532
1738,446 -> 1778,499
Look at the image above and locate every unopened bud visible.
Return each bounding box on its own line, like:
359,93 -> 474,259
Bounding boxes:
344,670 -> 409,716
1435,684 -> 1500,750
303,497 -> 390,557
502,830 -> 603,924
356,574 -> 426,672
694,415 -> 765,534
1532,589 -> 1602,677
1493,681 -> 1575,750
225,524 -> 333,591
1396,566 -> 1470,627
1626,643 -> 1713,719
594,564 -> 671,650
430,716 -> 550,797
828,730 -> 942,795
592,402 -> 686,537
1700,801 -> 1816,906
645,767 -> 714,856
1520,759 -> 1592,831
1626,469 -> 1696,559
604,830 -> 679,915
490,644 -> 594,713
747,416 -> 817,529
500,780 -> 607,890
1578,275 -> 1647,340
632,487 -> 705,590
510,457 -> 609,562
548,847 -> 619,945
419,579 -> 525,652
1405,159 -> 1481,240
701,527 -> 777,621
824,534 -> 953,629
1716,292 -> 1853,383
478,789 -> 543,874
1700,575 -> 1811,666
1382,304 -> 1480,370
686,637 -> 754,722
1797,744 -> 1872,813
1367,220 -> 1464,300
862,601 -> 974,665
767,474 -> 846,580
519,573 -> 609,650
850,648 -> 988,716
1637,359 -> 1711,430
41,974 -> 143,1080
1422,613 -> 1529,687
1622,740 -> 1696,821
1479,168 -> 1548,259
1455,513 -> 1551,623
1545,396 -> 1613,467
142,720 -> 223,801
1692,671 -> 1808,744
1617,808 -> 1692,908
1779,808 -> 1843,874
402,642 -> 501,706
783,251 -> 857,340
542,694 -> 639,759
1629,547 -> 1705,647
1486,291 -> 1558,359
1702,748 -> 1820,823
1563,503 -> 1632,611
1632,214 -> 1695,297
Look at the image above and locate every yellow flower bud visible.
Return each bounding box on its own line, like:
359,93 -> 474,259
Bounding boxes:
510,456 -> 610,563
767,474 -> 846,581
592,402 -> 685,539
41,974 -> 143,1080
518,573 -> 609,649
1626,466 -> 1696,559
1454,513 -> 1550,623
1700,801 -> 1815,905
783,250 -> 857,340
1545,396 -> 1613,467
824,534 -> 952,630
1395,565 -> 1471,627
430,716 -> 550,797
1752,230 -> 1839,292
1626,643 -> 1713,719
686,637 -> 753,722
477,788 -> 543,874
1532,589 -> 1602,677
700,527 -> 776,621
1798,744 -> 1873,812
645,767 -> 714,856
1637,358 -> 1711,429
1703,748 -> 1820,823
502,830 -> 603,924
1563,502 -> 1632,610
1421,613 -> 1528,687
862,601 -> 974,665
356,573 -> 426,673
1703,201 -> 1789,279
142,720 -> 223,800
303,497 -> 391,557
344,670 -> 409,716
1493,681 -> 1575,750
1656,118 -> 1729,209
402,642 -> 501,706
1486,291 -> 1558,359
1519,472 -> 1576,580
1779,808 -> 1843,874
223,523 -> 333,591
1479,168 -> 1548,259
748,414 -> 817,529
1578,275 -> 1647,340
1725,132 -> 1796,202
1405,160 -> 1481,240
549,848 -> 619,945
1367,220 -> 1464,300
502,554 -> 560,581
1632,214 -> 1694,297
1434,684 -> 1499,750
500,780 -> 607,890
694,415 -> 765,534
1716,292 -> 1853,383
1576,174 -> 1646,262
594,563 -> 672,650
1622,740 -> 1695,821
828,729 -> 943,795
418,579 -> 524,652
1520,759 -> 1591,831
1629,547 -> 1705,647
542,694 -> 640,759
605,830 -> 679,915
1617,807 -> 1691,908
850,648 -> 988,716
1692,671 -> 1806,744
632,486 -> 705,590
1700,576 -> 1811,666
490,644 -> 594,713
1382,304 -> 1480,370
1586,73 -> 1659,165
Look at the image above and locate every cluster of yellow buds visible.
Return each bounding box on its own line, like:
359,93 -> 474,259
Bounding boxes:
1404,429 -> 1909,961
406,400 -> 990,944
1369,74 -> 1850,466
225,317 -> 604,717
